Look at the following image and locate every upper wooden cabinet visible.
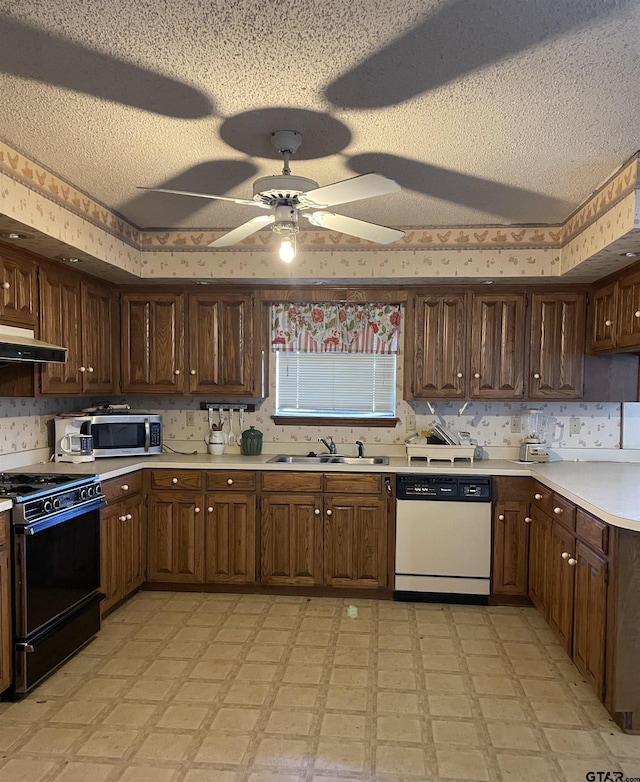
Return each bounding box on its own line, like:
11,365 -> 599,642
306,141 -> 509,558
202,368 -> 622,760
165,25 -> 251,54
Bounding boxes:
0,250 -> 37,327
529,292 -> 585,399
470,293 -> 526,399
121,293 -> 185,393
589,266 -> 640,353
407,293 -> 467,399
40,267 -> 116,395
120,291 -> 260,396
188,292 -> 257,396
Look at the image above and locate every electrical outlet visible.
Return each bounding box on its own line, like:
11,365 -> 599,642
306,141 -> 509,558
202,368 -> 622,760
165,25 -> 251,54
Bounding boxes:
570,417 -> 581,435
510,416 -> 521,433
186,411 -> 195,427
406,413 -> 416,432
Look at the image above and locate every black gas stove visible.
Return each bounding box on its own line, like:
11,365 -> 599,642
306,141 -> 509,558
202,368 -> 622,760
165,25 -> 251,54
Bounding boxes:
0,473 -> 104,526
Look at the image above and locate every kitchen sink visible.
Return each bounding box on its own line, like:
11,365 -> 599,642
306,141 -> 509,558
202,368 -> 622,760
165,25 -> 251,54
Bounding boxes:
267,455 -> 389,465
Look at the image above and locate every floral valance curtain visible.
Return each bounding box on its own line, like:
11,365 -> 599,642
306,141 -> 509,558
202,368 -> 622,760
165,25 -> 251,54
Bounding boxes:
271,302 -> 401,354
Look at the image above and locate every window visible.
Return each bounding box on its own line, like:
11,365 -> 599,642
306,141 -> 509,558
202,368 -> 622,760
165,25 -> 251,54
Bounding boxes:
275,351 -> 397,419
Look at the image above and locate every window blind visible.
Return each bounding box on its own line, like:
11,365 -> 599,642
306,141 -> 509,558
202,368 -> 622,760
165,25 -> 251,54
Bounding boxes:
275,352 -> 396,418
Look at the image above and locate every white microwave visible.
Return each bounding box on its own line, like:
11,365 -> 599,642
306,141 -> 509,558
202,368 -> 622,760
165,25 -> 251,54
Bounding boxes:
80,414 -> 162,457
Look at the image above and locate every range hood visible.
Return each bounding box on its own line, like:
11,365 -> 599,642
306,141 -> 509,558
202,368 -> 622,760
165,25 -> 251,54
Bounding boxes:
0,325 -> 67,364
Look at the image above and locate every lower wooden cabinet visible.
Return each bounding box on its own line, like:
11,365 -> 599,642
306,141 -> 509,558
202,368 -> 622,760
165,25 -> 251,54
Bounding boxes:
491,478 -> 531,597
547,520 -> 576,653
205,493 -> 256,584
573,541 -> 607,693
147,493 -> 205,583
0,512 -> 11,693
528,508 -> 551,614
101,491 -> 146,614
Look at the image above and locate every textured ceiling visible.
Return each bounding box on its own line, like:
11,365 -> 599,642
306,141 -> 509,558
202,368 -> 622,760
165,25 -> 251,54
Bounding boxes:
0,0 -> 639,235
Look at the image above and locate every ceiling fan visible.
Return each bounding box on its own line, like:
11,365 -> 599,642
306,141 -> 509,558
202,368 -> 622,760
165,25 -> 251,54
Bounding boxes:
140,130 -> 404,262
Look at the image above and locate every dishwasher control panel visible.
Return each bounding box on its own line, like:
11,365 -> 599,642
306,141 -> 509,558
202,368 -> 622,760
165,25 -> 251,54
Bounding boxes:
397,475 -> 491,501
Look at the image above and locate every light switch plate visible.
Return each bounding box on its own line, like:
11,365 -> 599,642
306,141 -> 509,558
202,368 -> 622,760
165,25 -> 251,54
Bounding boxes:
510,416 -> 521,433
569,417 -> 580,435
186,411 -> 195,427
406,413 -> 416,432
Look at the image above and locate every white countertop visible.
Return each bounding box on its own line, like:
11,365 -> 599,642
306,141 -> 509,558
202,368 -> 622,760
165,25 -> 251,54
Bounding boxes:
5,453 -> 640,532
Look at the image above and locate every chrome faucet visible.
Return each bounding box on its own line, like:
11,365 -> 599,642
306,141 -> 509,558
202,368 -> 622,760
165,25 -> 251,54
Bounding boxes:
318,436 -> 337,454
356,440 -> 365,458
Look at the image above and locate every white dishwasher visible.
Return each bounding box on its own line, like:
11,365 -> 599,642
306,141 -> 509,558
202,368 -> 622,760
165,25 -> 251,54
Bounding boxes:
395,475 -> 492,604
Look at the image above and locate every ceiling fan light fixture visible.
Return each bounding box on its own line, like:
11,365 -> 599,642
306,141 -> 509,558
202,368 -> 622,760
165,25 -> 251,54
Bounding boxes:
279,235 -> 296,264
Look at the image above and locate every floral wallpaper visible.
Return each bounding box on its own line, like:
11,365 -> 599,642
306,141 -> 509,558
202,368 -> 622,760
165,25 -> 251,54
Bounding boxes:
0,397 -> 84,456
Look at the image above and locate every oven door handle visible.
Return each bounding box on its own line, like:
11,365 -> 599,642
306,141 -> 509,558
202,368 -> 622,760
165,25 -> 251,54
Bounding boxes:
144,417 -> 150,452
15,642 -> 35,653
16,498 -> 106,535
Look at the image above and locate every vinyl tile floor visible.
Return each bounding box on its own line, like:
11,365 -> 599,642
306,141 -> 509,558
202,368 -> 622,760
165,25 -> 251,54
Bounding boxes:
1,591 -> 639,782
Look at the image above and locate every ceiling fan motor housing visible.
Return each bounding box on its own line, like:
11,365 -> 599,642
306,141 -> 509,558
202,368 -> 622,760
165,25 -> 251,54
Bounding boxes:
252,174 -> 319,205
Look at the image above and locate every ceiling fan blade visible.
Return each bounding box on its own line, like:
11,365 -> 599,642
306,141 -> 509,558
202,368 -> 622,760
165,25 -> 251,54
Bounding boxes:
208,215 -> 275,247
138,187 -> 266,209
298,173 -> 400,209
0,15 -> 212,119
347,153 -> 572,223
304,212 -> 404,245
325,0 -> 630,109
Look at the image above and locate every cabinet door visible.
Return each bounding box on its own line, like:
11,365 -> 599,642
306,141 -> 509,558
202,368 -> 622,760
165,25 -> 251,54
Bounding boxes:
573,542 -> 607,696
261,494 -> 323,586
188,293 -> 255,395
529,292 -> 585,398
492,501 -> 530,596
121,294 -> 185,393
147,493 -> 204,583
39,267 -> 83,394
0,252 -> 37,327
470,294 -> 525,398
100,503 -> 123,614
589,282 -> 617,353
547,521 -> 576,653
616,269 -> 640,350
81,281 -> 116,393
205,493 -> 256,584
409,294 -> 466,398
0,547 -> 11,693
121,495 -> 146,596
324,495 -> 387,589
528,510 -> 551,616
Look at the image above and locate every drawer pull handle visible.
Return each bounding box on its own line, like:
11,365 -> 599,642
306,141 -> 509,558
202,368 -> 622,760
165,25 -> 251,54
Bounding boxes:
498,514 -> 505,521
562,551 -> 570,560
79,366 -> 86,373
190,369 -> 196,375
326,509 -> 333,516
118,515 -> 126,522
605,319 -> 613,326
534,493 -> 542,500
524,516 -> 532,523
172,478 -> 178,484
635,311 -> 640,318
125,513 -> 132,520
87,366 -> 94,373
174,369 -> 181,375
456,372 -> 463,378
553,506 -> 563,515
474,373 -> 480,379
568,557 -> 577,566
121,484 -> 129,491
533,372 -> 541,379
1,282 -> 10,290
227,479 -> 233,485
194,507 -> 201,513
314,509 -> 320,515
208,506 -> 213,513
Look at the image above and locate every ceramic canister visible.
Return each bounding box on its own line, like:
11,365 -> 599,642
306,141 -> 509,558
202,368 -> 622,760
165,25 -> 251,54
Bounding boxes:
240,426 -> 263,455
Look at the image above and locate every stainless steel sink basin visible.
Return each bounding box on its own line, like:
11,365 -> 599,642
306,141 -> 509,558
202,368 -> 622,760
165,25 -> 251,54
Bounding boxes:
267,455 -> 389,465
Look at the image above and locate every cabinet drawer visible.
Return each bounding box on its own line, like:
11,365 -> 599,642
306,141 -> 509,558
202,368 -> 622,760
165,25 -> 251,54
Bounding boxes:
149,470 -> 203,491
324,473 -> 382,494
575,508 -> 608,555
260,472 -> 323,493
531,482 -> 553,516
206,471 -> 256,492
102,471 -> 143,504
0,511 -> 9,548
551,493 -> 576,531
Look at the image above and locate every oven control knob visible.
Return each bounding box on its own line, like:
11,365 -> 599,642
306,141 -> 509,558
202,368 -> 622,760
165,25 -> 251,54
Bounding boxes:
79,489 -> 88,500
43,499 -> 52,512
52,498 -> 61,510
87,486 -> 95,497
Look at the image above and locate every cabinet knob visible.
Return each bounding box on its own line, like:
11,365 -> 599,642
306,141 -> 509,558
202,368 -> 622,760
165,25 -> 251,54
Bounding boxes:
605,319 -> 613,326
326,509 -> 333,516
194,507 -> 201,513
524,516 -> 532,523
118,515 -> 126,522
474,373 -> 480,379
456,372 -> 463,378
568,557 -> 577,566
498,514 -> 505,521
227,479 -> 233,485
190,369 -> 196,375
562,551 -> 570,560
534,493 -> 542,500
553,506 -> 563,515
87,366 -> 94,373
1,281 -> 10,290
314,509 -> 320,515
172,477 -> 178,484
207,506 -> 213,513
174,369 -> 181,375
79,366 -> 86,373
533,372 -> 541,379
635,311 -> 640,318
121,484 -> 129,491
125,513 -> 132,520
